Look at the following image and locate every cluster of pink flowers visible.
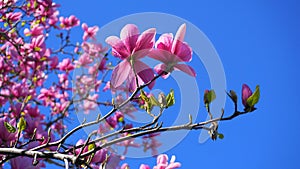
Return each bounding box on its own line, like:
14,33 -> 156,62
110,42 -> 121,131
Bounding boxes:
0,0 -> 205,168
105,23 -> 196,92
121,154 -> 181,169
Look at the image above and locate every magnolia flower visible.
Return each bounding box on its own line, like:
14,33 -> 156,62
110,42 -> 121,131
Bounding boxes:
82,23 -> 99,41
153,154 -> 181,169
140,164 -> 151,169
24,24 -> 44,37
91,147 -> 107,164
149,23 -> 196,78
0,117 -> 17,145
11,156 -> 45,169
106,24 -> 156,90
59,15 -> 80,30
58,58 -> 75,72
242,84 -> 252,107
3,12 -> 22,23
121,163 -> 130,169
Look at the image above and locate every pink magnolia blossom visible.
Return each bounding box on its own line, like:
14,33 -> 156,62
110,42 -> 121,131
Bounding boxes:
0,117 -> 17,146
140,164 -> 151,169
50,56 -> 59,69
58,73 -> 69,89
106,115 -> 118,129
98,57 -> 107,72
37,87 -> 57,106
48,10 -> 59,26
24,114 -> 43,139
149,24 -> 196,78
242,84 -> 252,107
105,24 -> 156,90
153,154 -> 181,169
82,23 -> 99,41
3,12 -> 22,23
58,58 -> 75,72
74,53 -> 93,67
10,156 -> 45,169
59,15 -> 80,30
121,163 -> 130,169
24,24 -> 44,37
28,35 -> 46,52
91,147 -> 107,164
81,42 -> 107,57
75,139 -> 88,155
50,120 -> 66,135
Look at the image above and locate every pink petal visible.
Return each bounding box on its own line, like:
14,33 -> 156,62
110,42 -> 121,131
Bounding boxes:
166,162 -> 181,169
120,24 -> 139,52
174,64 -> 196,77
126,68 -> 144,92
157,154 -> 168,165
111,60 -> 131,88
34,35 -> 45,47
134,60 -> 155,89
156,33 -> 173,52
134,28 -> 156,52
106,36 -> 130,59
81,23 -> 88,31
242,84 -> 252,106
172,23 -> 186,53
89,26 -> 99,33
173,41 -> 192,62
140,164 -> 151,169
148,49 -> 174,63
154,63 -> 170,79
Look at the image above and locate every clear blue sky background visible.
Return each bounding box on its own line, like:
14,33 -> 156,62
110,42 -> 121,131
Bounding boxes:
55,0 -> 300,169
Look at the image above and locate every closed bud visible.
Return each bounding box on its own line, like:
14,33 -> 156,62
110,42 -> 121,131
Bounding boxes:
158,92 -> 167,108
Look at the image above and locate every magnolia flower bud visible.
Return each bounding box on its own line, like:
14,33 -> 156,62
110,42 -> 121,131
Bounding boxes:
158,92 -> 167,108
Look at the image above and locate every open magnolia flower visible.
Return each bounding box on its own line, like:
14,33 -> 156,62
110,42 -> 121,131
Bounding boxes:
149,23 -> 196,78
106,24 -> 156,91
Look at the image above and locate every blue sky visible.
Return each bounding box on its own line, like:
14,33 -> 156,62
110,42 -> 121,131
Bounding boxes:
56,0 -> 300,169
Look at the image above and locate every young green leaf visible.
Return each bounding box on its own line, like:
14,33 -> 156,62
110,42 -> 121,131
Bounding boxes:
246,85 -> 260,107
166,89 -> 175,107
4,122 -> 16,133
150,95 -> 160,106
17,117 -> 26,131
204,90 -> 216,104
140,90 -> 149,102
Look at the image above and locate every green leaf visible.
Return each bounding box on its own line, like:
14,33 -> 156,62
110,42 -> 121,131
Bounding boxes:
247,85 -> 260,107
204,90 -> 216,104
140,90 -> 149,102
17,117 -> 26,131
145,101 -> 153,114
150,95 -> 159,106
218,133 -> 224,139
166,89 -> 175,107
4,122 -> 16,133
88,143 -> 96,151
